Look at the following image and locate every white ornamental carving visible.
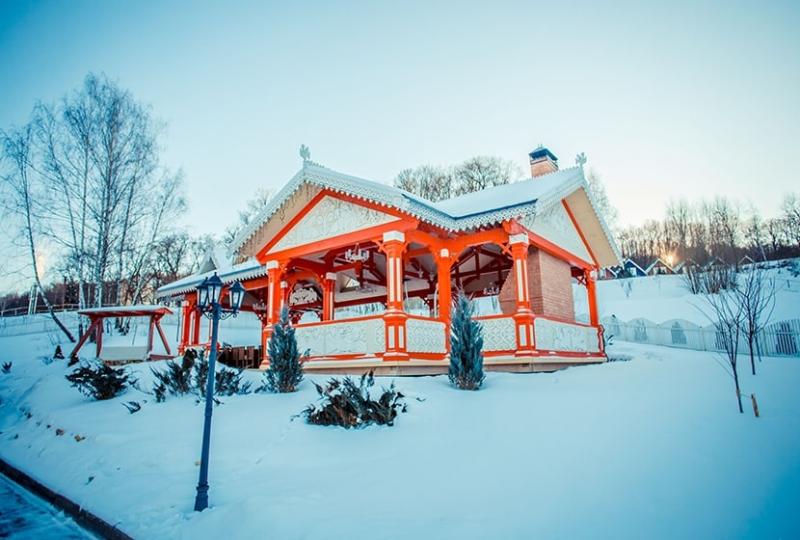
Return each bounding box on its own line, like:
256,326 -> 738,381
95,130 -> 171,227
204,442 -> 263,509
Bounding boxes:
270,196 -> 399,253
534,318 -> 599,353
406,318 -> 446,354
295,318 -> 385,357
289,286 -> 318,306
478,317 -> 517,352
520,203 -> 591,262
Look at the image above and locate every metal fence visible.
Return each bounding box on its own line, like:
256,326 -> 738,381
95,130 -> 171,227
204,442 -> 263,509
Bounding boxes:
602,316 -> 800,358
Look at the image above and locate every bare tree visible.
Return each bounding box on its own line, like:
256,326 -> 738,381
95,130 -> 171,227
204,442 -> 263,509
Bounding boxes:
0,125 -> 75,341
696,273 -> 746,413
585,169 -> 619,232
223,187 -> 274,245
394,165 -> 454,202
735,266 -> 776,376
781,193 -> 800,248
451,156 -> 521,196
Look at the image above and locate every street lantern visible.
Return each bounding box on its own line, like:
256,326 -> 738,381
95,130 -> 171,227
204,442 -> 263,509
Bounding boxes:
206,273 -> 224,305
196,277 -> 210,309
192,273 -> 244,512
228,281 -> 245,312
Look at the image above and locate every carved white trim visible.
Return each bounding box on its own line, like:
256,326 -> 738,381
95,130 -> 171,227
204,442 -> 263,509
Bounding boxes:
295,318 -> 385,357
383,230 -> 405,242
479,316 -> 517,351
520,202 -> 591,262
534,318 -> 599,353
270,196 -> 399,253
406,318 -> 446,353
508,233 -> 528,245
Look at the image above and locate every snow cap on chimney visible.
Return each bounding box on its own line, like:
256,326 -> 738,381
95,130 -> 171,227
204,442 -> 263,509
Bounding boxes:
529,145 -> 558,177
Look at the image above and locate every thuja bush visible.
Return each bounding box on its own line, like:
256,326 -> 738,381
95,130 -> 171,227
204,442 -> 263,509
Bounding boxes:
302,371 -> 407,428
448,293 -> 485,390
66,362 -> 131,400
152,348 -> 250,402
261,306 -> 305,393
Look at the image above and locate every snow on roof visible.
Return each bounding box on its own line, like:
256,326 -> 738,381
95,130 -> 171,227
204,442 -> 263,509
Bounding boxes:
435,167 -> 584,218
79,305 -> 173,315
229,161 -> 589,254
156,258 -> 266,297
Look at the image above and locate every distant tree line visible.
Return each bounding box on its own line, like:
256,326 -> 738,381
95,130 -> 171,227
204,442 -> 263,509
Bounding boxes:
618,195 -> 800,267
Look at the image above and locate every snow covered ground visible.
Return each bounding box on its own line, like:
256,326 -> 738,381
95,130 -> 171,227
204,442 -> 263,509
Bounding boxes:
1,331 -> 799,539
575,264 -> 800,325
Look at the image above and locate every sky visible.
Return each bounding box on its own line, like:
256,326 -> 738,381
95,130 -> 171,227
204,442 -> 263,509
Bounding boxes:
1,0 -> 799,291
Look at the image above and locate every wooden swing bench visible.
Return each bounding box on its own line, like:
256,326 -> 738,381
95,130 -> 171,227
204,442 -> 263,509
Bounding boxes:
70,305 -> 174,365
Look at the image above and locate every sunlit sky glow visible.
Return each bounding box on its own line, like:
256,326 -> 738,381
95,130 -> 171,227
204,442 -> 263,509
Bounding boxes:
1,0 -> 799,289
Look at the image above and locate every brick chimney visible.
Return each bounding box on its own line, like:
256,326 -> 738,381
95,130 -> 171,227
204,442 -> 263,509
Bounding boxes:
529,146 -> 558,177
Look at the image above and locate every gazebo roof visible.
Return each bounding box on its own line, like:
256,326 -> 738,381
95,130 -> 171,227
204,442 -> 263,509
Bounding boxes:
229,161 -> 615,257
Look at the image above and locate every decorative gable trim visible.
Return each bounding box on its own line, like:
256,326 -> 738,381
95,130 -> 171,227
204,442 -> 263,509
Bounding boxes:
519,201 -> 593,264
266,194 -> 401,255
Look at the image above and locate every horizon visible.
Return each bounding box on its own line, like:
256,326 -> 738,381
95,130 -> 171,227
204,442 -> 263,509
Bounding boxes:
1,0 -> 799,293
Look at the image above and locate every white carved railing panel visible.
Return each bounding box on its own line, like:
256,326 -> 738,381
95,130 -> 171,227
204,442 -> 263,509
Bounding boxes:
477,316 -> 517,352
406,318 -> 446,354
534,318 -> 600,353
295,317 -> 385,357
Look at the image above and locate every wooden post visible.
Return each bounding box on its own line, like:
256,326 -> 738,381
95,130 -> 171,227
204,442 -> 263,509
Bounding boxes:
509,233 -> 535,356
751,394 -> 760,418
322,272 -> 336,321
382,231 -> 409,361
147,316 -> 156,357
155,316 -> 173,356
434,247 -> 455,352
586,268 -> 599,326
94,317 -> 103,359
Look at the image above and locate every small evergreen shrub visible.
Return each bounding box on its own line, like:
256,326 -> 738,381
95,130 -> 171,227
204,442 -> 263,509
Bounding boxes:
66,362 -> 130,400
193,350 -> 252,397
53,345 -> 65,360
151,348 -> 250,402
2,362 -> 11,374
261,306 -> 305,393
151,351 -> 195,402
448,293 -> 485,390
302,371 -> 407,428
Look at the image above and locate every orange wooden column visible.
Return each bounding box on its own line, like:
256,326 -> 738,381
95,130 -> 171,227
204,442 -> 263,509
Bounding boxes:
509,233 -> 536,357
260,260 -> 284,367
179,299 -> 192,353
433,247 -> 455,352
322,272 -> 336,321
382,231 -> 409,361
586,268 -> 599,326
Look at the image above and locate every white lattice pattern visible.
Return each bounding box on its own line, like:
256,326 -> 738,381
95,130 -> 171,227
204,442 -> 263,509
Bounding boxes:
534,318 -> 599,353
295,318 -> 385,357
478,316 -> 517,352
270,196 -> 399,253
406,318 -> 446,353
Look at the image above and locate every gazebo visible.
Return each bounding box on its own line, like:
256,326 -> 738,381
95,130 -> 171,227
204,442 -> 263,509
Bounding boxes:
157,146 -> 621,375
70,305 -> 173,364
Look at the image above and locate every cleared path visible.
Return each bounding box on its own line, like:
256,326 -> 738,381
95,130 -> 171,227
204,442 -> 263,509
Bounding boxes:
0,475 -> 94,539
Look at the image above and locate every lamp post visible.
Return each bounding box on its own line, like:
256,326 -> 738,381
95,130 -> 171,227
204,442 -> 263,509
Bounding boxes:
193,273 -> 246,512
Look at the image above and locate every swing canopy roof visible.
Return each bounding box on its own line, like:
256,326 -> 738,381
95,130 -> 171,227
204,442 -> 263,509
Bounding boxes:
78,305 -> 173,318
